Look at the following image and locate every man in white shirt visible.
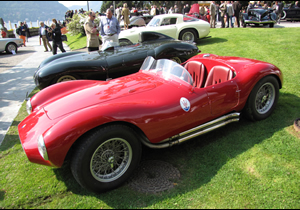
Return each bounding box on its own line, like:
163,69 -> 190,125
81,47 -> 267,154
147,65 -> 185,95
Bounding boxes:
226,1 -> 234,28
39,22 -> 52,52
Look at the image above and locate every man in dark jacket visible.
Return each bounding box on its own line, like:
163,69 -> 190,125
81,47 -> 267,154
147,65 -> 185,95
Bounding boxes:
233,1 -> 242,27
48,19 -> 66,55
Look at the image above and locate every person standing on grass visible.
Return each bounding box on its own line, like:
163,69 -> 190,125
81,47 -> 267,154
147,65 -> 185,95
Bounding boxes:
84,11 -> 100,52
226,1 -> 234,28
220,1 -> 227,28
210,1 -> 216,28
99,9 -> 121,46
233,1 -> 242,28
121,3 -> 130,30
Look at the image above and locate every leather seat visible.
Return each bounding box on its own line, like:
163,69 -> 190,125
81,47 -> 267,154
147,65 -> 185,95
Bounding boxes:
204,66 -> 233,87
184,61 -> 206,88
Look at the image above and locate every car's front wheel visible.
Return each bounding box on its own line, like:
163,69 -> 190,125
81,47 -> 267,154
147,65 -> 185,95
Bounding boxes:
5,43 -> 17,54
170,57 -> 182,64
244,76 -> 279,121
179,29 -> 196,43
56,75 -> 77,83
71,125 -> 142,193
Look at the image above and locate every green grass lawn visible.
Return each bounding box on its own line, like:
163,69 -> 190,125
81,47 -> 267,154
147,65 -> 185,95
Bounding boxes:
1,28 -> 300,209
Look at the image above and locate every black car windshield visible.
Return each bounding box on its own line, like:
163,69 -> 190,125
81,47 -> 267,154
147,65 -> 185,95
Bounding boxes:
141,56 -> 193,85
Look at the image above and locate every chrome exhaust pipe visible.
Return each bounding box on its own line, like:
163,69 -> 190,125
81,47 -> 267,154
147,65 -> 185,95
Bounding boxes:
141,112 -> 240,149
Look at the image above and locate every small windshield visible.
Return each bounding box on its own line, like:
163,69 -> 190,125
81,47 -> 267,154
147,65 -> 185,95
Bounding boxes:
141,56 -> 193,85
101,41 -> 119,51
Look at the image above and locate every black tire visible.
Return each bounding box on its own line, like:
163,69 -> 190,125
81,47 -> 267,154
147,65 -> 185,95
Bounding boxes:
243,76 -> 279,121
170,57 -> 182,64
119,39 -> 133,46
5,43 -> 17,54
179,29 -> 196,43
56,74 -> 78,83
71,125 -> 142,193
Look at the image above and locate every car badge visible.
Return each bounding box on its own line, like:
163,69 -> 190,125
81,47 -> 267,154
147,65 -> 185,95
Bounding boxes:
180,97 -> 190,112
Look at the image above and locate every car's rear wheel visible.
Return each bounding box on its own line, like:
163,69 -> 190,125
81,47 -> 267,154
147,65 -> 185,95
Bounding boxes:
179,29 -> 196,43
5,43 -> 17,54
71,125 -> 142,193
119,39 -> 133,46
56,75 -> 77,83
244,76 -> 279,121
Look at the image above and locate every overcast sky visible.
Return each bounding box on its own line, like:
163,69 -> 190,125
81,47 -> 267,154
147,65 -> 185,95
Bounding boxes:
58,1 -> 87,7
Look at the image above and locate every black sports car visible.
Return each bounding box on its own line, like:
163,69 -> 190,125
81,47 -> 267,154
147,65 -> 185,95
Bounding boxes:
281,5 -> 300,21
34,32 -> 199,90
241,8 -> 277,28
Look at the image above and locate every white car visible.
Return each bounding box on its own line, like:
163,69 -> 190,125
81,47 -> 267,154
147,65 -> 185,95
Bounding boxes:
118,14 -> 210,45
0,37 -> 23,54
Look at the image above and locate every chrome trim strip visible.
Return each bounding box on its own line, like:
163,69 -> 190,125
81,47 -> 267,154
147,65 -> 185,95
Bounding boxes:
245,20 -> 276,24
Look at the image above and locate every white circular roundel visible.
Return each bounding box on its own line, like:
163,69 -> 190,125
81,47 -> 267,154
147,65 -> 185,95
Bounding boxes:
180,97 -> 191,112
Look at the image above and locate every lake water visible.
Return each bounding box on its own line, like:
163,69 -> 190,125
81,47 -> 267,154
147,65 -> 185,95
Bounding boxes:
3,20 -> 65,30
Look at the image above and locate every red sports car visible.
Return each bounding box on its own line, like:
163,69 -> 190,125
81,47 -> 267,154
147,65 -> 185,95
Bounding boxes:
18,54 -> 283,193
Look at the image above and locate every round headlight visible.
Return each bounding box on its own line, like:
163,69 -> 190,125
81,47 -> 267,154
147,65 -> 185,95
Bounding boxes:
26,99 -> 32,114
37,135 -> 49,161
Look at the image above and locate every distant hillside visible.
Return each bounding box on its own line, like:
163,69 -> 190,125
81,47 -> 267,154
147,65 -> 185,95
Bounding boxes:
0,1 -> 68,22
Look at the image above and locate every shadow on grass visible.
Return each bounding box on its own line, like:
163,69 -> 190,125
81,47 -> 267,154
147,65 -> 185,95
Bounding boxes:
52,92 -> 300,208
196,37 -> 227,46
0,190 -> 5,201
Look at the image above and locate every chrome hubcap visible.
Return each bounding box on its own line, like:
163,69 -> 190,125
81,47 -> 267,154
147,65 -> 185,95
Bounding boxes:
8,44 -> 16,52
255,82 -> 275,114
182,32 -> 194,42
57,75 -> 76,83
90,138 -> 132,182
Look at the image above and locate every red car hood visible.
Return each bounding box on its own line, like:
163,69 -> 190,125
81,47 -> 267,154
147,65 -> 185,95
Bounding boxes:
42,73 -> 156,120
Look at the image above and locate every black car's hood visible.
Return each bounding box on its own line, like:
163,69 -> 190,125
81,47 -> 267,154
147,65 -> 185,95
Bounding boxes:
38,39 -> 195,70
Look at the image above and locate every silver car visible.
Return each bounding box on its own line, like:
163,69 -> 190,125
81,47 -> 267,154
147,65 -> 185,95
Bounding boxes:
0,37 -> 23,54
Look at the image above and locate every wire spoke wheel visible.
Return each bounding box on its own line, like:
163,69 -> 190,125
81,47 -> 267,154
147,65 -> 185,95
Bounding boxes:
90,138 -> 132,182
255,82 -> 275,115
56,75 -> 77,83
6,43 -> 17,54
182,31 -> 195,42
170,57 -> 182,64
